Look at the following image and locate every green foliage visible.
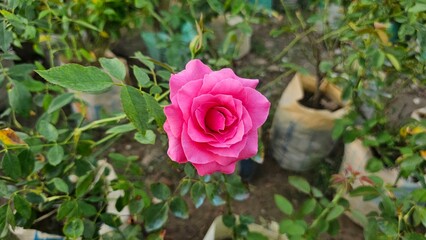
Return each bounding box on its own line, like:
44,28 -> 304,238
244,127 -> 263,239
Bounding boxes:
36,64 -> 114,93
274,1 -> 426,239
273,176 -> 351,239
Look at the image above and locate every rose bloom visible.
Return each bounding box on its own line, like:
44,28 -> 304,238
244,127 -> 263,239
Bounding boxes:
163,60 -> 270,176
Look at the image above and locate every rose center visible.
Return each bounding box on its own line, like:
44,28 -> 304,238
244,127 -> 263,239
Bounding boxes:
205,108 -> 226,132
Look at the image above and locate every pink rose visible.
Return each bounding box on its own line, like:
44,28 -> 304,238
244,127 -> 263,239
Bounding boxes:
163,60 -> 270,176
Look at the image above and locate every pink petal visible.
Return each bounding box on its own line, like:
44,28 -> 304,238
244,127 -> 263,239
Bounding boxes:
242,87 -> 270,128
181,125 -> 235,165
170,59 -> 212,99
187,116 -> 215,143
192,161 -> 237,176
176,79 -> 203,120
210,78 -> 244,97
237,129 -> 259,159
163,105 -> 183,138
206,135 -> 247,159
205,108 -> 226,132
199,69 -> 258,94
164,122 -> 187,163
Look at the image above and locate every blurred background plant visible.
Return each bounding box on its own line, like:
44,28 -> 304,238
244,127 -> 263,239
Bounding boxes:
269,0 -> 426,239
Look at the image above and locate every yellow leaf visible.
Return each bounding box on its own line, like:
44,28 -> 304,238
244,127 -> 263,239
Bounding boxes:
411,126 -> 426,135
39,34 -> 50,43
421,150 -> 426,160
386,53 -> 401,71
0,128 -> 26,146
348,22 -> 357,31
376,29 -> 390,46
100,31 -> 109,38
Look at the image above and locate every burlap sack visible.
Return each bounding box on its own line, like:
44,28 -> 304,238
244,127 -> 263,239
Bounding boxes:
270,73 -> 346,171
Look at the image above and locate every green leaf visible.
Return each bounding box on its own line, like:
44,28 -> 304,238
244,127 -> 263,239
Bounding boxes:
350,186 -> 379,200
385,53 -> 401,71
319,61 -> 333,73
225,181 -> 249,201
150,183 -> 171,201
207,0 -> 224,13
76,172 -> 94,198
129,199 -> 145,214
274,194 -> 293,215
190,181 -> 206,208
36,64 -> 113,93
99,57 -> 126,81
326,205 -> 345,221
134,130 -> 156,144
349,209 -> 368,227
408,3 -> 426,13
0,181 -> 7,198
133,52 -> 155,70
63,218 -> 84,238
300,198 -> 316,216
412,189 -> 426,203
8,80 -> 31,116
26,192 -> 45,204
370,49 -> 385,68
18,149 -> 35,178
400,155 -> 423,174
179,179 -> 192,196
2,153 -> 20,180
184,164 -> 195,178
57,200 -> 78,220
288,176 -> 310,194
327,219 -> 340,236
83,219 -> 96,239
143,92 -> 165,127
52,177 -> 69,193
47,144 -> 64,166
366,157 -> 384,173
100,213 -> 122,228
0,20 -> 13,52
144,203 -> 168,232
37,120 -> 58,142
380,196 -> 396,218
205,183 -> 225,206
13,194 -> 31,219
150,85 -> 162,95
247,232 -> 268,240
106,123 -> 135,134
170,197 -> 189,219
0,205 -> 9,238
279,219 -> 305,236
133,66 -> 151,87
222,214 -> 236,228
120,86 -> 149,134
47,93 -> 74,114
312,187 -> 324,198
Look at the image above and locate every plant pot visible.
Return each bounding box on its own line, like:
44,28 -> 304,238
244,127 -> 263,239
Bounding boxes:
340,139 -> 419,226
270,73 -> 346,171
203,216 -> 287,240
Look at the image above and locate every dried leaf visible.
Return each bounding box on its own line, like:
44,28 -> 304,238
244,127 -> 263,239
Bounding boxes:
0,128 -> 25,145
